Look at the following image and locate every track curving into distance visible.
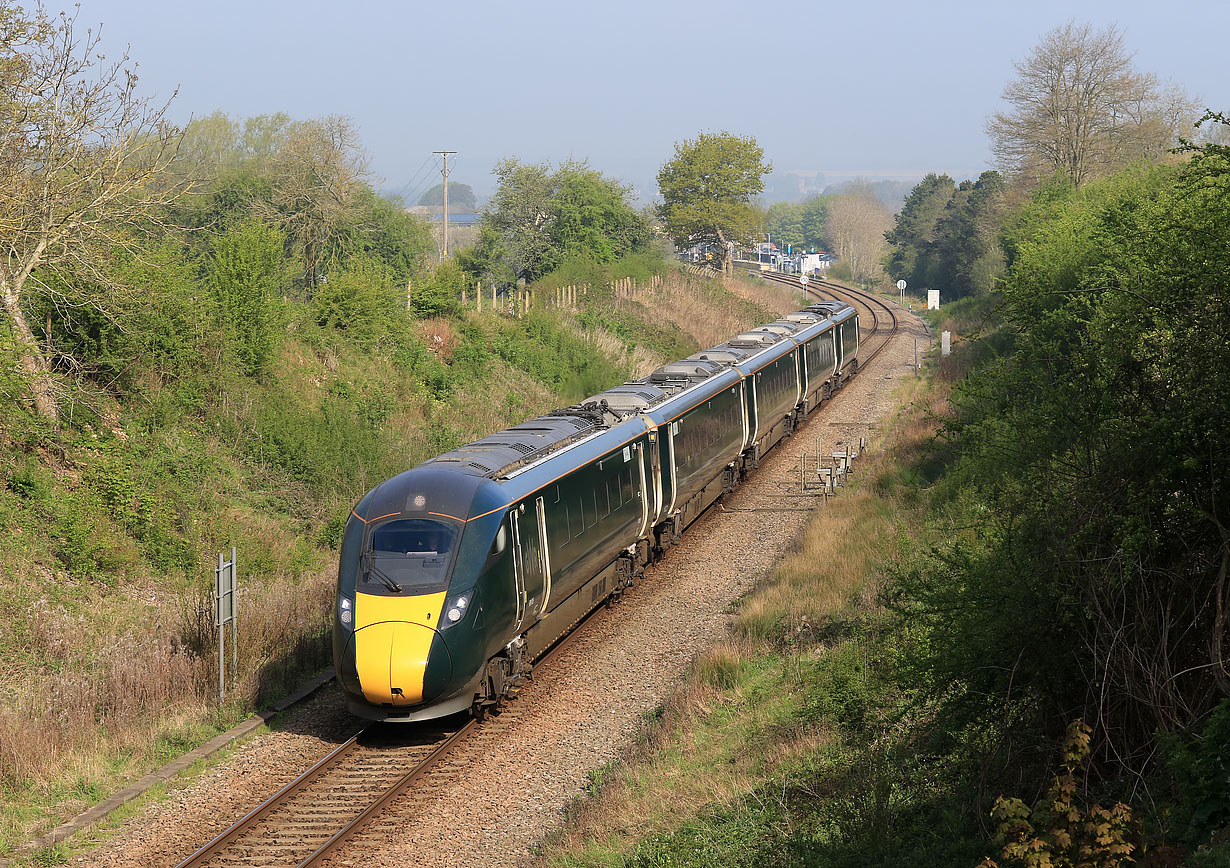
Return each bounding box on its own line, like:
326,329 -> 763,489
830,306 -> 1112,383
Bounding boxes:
170,275 -> 898,868
762,271 -> 899,366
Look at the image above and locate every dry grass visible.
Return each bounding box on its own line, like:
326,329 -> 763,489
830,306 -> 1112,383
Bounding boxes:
0,563 -> 335,850
637,270 -> 798,351
418,317 -> 459,363
535,377 -> 940,866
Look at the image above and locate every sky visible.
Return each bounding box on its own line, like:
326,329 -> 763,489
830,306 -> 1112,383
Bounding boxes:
70,0 -> 1229,205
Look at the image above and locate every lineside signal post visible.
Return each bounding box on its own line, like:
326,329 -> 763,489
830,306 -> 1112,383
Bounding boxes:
216,547 -> 238,703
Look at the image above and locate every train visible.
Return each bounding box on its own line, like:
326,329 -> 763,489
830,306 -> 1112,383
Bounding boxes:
332,298 -> 860,722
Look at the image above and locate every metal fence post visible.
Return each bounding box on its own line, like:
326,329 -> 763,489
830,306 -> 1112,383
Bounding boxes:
216,552 -> 225,704
231,546 -> 238,695
215,548 -> 238,703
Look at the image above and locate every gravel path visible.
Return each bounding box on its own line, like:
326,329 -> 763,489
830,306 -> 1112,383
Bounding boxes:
74,296 -> 927,868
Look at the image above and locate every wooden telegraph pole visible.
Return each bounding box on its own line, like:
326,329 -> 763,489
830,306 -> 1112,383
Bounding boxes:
434,150 -> 456,259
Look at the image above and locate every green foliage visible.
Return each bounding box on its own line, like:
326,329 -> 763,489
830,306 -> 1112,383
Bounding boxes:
312,255 -> 404,342
346,188 -> 434,287
489,310 -> 627,402
883,171 -> 1006,299
417,181 -> 477,210
982,722 -> 1135,868
551,163 -> 651,263
209,218 -> 285,376
883,173 -> 956,287
1159,700 -> 1230,856
887,122 -> 1230,826
764,197 -> 830,252
628,797 -> 814,868
410,259 -> 464,319
657,131 -> 772,256
463,159 -> 650,286
764,201 -> 804,249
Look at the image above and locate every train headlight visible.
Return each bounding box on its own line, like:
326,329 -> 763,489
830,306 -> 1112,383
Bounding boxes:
440,589 -> 474,630
339,596 -> 353,628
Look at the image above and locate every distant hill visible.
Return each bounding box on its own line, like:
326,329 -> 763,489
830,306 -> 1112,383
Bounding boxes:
419,182 -> 477,210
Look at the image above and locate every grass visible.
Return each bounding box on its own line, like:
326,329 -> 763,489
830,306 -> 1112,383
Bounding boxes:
0,258 -> 803,859
533,375 -> 936,867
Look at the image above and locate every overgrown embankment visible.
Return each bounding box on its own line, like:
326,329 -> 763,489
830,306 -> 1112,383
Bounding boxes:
0,258 -> 798,856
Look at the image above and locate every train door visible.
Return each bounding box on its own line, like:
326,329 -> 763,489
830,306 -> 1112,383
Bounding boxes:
664,421 -> 678,515
509,500 -> 548,628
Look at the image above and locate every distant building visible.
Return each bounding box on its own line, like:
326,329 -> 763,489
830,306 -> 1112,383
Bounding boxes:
406,205 -> 481,226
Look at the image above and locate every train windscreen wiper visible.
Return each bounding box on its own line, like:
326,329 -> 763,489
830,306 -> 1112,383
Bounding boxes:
361,552 -> 403,593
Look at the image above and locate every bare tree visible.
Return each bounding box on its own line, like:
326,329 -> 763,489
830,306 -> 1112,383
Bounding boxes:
0,4 -> 186,422
266,115 -> 368,291
826,182 -> 892,285
987,22 -> 1196,186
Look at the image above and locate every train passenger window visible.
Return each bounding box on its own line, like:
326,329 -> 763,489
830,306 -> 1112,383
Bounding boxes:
623,466 -> 634,502
589,489 -> 599,527
575,496 -> 587,535
601,480 -> 612,517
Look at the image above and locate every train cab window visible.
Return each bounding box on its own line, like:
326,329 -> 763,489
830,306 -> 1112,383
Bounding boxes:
489,523 -> 507,556
362,518 -> 458,595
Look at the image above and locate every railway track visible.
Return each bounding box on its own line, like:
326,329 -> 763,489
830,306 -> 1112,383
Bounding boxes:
172,596 -> 606,868
169,279 -> 899,868
762,271 -> 900,366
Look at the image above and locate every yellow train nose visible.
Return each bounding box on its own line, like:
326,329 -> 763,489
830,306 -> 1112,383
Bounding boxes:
352,592 -> 447,706
354,621 -> 437,705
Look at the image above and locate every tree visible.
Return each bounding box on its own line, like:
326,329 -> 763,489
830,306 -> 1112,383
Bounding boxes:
266,115 -> 369,291
208,218 -> 285,376
825,182 -> 893,285
924,171 -> 1006,299
657,131 -> 771,272
549,162 -> 649,263
799,196 -> 831,251
883,173 -> 956,287
472,159 -> 558,284
0,4 -> 187,423
764,202 -> 804,250
463,159 -> 649,286
987,22 -> 1195,187
418,182 -> 477,210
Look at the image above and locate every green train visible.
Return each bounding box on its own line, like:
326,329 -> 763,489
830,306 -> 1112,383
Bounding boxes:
332,300 -> 860,721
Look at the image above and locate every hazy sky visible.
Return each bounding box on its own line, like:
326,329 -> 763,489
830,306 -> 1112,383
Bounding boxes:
72,0 -> 1228,203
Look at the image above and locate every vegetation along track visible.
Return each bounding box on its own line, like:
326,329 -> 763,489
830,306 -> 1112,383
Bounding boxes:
169,278 -> 897,868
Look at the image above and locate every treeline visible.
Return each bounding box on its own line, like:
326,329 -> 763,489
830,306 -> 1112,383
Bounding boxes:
461,158 -> 653,286
882,170 -> 1006,300
870,117 -> 1230,863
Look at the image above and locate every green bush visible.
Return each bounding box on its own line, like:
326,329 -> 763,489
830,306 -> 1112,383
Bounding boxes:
313,254 -> 405,343
209,218 -> 286,376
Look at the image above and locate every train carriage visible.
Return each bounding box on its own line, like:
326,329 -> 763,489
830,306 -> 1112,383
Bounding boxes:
333,299 -> 859,723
